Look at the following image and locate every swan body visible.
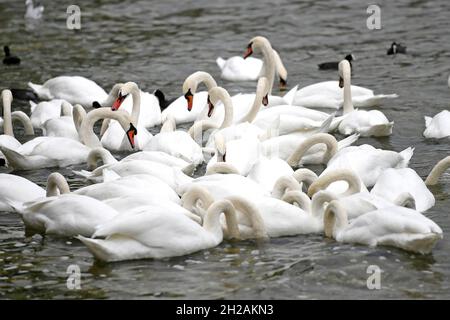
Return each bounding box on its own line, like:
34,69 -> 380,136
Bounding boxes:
324,201 -> 442,254
41,104 -> 85,140
28,76 -> 107,108
216,56 -> 263,81
77,199 -> 241,262
371,168 -> 435,212
247,158 -> 294,192
292,81 -> 398,109
0,174 -> 45,211
122,151 -> 194,173
19,194 -> 119,237
423,110 -> 450,139
29,99 -> 70,129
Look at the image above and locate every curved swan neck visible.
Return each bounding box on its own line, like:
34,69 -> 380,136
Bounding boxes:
311,190 -> 337,220
183,71 -> 218,94
208,87 -> 234,129
188,119 -> 219,142
251,37 -> 275,94
203,199 -> 240,241
129,85 -> 141,124
308,169 -> 361,197
324,200 -> 348,238
282,190 -> 312,213
73,104 -> 87,133
425,156 -> 450,186
60,101 -> 73,117
160,115 -> 176,133
272,175 -> 302,199
239,77 -> 269,123
11,111 -> 34,135
226,195 -> 268,239
181,186 -> 215,219
340,60 -> 354,114
87,147 -> 117,170
79,108 -> 133,148
272,49 -> 287,84
293,168 -> 318,190
1,89 -> 13,137
287,133 -> 338,167
46,172 -> 70,197
206,162 -> 239,175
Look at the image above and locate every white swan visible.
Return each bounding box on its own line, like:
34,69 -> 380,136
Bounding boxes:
1,107 -> 137,170
425,156 -> 450,186
101,82 -> 154,151
77,199 -> 245,262
143,116 -> 204,165
29,99 -> 71,129
423,110 -> 450,139
28,76 -> 107,108
217,48 -> 287,87
324,200 -> 442,254
336,60 -> 393,137
41,104 -> 85,140
0,173 -> 45,211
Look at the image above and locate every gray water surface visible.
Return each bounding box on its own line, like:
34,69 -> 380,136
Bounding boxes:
1,0 -> 450,299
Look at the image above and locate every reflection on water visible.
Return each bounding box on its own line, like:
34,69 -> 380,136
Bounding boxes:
1,0 -> 450,299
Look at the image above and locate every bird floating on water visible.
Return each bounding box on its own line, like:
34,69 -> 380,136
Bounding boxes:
25,0 -> 44,20
3,46 -> 21,65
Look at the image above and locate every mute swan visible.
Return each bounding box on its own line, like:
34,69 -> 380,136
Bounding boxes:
217,48 -> 287,86
101,82 -> 154,151
0,174 -> 45,211
30,99 -> 72,129
425,156 -> 450,186
318,54 -> 354,70
323,144 -> 413,189
371,168 -> 435,212
387,42 -> 407,55
28,76 -> 108,108
143,116 -> 204,165
324,200 -> 442,254
423,110 -> 450,139
336,60 -> 394,136
3,46 -> 20,65
1,107 -> 137,170
42,104 -> 85,140
25,0 -> 44,19
77,199 -> 245,262
287,133 -> 338,166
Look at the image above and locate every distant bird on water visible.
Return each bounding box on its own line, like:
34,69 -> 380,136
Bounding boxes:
3,46 -> 21,65
25,0 -> 44,20
318,54 -> 355,70
387,42 -> 407,55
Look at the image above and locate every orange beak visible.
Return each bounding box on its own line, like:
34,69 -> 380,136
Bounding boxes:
112,93 -> 127,111
126,124 -> 137,149
243,46 -> 253,59
187,95 -> 193,111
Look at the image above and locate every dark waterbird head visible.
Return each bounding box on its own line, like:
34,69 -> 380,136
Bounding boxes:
4,46 -> 10,56
345,54 -> 355,62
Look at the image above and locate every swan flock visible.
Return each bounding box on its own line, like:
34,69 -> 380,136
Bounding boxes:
1,35 -> 449,264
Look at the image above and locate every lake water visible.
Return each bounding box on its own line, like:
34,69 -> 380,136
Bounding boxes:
1,0 -> 450,299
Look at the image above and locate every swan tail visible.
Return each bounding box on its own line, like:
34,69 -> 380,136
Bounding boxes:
216,57 -> 226,70
356,94 -> 398,108
399,146 -> 414,168
424,116 -> 432,128
337,133 -> 360,150
27,82 -> 53,100
282,85 -> 299,105
0,147 -> 29,170
76,236 -> 116,262
318,114 -> 334,133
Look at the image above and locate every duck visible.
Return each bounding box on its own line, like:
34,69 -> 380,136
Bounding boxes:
217,48 -> 288,88
323,200 -> 442,254
25,0 -> 44,19
335,60 -> 394,136
1,107 -> 137,170
3,46 -> 20,65
28,76 -> 108,108
100,82 -> 154,151
318,54 -> 354,70
387,42 -> 407,55
77,199 -> 250,262
143,116 -> 204,165
423,110 -> 450,139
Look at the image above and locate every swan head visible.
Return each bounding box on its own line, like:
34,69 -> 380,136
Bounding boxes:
206,87 -> 230,118
25,0 -> 33,6
126,123 -> 138,149
244,36 -> 271,59
112,82 -> 139,111
338,60 -> 351,88
184,88 -> 194,111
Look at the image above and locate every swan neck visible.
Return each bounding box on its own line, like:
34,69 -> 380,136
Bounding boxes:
226,196 -> 267,239
206,162 -> 239,175
130,88 -> 141,124
308,169 -> 361,197
2,90 -> 13,137
259,43 -> 275,94
282,190 -> 312,213
73,104 -> 86,133
293,168 -> 318,190
311,190 -> 337,220
342,65 -> 354,114
324,201 -> 348,238
181,186 -> 215,219
87,147 -> 117,170
46,172 -> 70,197
218,91 -> 234,129
287,133 -> 338,167
11,111 -> 34,135
239,78 -> 267,123
425,156 -> 450,185
188,119 -> 219,142
203,200 -> 239,241
272,175 -> 302,199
